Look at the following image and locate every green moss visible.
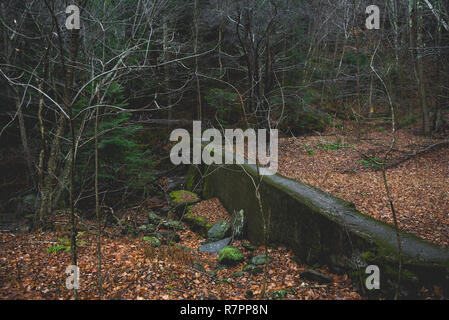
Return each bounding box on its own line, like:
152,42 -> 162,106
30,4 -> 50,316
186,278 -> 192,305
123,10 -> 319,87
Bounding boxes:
187,215 -> 205,223
184,214 -> 212,237
169,190 -> 199,206
218,246 -> 244,265
142,236 -> 161,247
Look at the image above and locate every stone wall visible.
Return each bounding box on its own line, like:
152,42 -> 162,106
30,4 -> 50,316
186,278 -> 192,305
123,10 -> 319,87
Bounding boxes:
197,159 -> 449,298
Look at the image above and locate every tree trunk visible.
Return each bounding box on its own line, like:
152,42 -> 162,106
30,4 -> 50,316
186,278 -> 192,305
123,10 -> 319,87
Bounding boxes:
416,0 -> 431,134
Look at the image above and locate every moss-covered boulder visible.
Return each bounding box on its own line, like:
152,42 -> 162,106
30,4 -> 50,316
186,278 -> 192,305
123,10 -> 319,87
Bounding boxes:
169,190 -> 200,207
218,246 -> 244,265
207,220 -> 231,243
183,214 -> 212,237
251,254 -> 272,266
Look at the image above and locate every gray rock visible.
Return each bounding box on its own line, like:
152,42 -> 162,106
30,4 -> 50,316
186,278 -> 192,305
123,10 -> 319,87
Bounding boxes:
251,254 -> 272,266
198,237 -> 232,253
207,220 -> 231,242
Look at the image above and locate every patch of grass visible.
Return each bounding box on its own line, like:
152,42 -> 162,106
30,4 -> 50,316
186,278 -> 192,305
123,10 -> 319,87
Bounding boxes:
303,144 -> 315,155
46,233 -> 87,254
318,142 -> 353,151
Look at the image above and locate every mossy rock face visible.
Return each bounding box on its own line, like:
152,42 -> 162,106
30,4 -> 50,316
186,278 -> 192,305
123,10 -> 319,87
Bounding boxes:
184,214 -> 212,237
207,220 -> 231,243
251,254 -> 271,266
218,246 -> 244,265
169,190 -> 200,208
143,236 -> 161,247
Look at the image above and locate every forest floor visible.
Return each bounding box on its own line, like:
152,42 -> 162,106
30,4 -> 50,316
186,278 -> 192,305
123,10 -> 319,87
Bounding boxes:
0,198 -> 364,300
277,127 -> 449,247
1,124 -> 446,300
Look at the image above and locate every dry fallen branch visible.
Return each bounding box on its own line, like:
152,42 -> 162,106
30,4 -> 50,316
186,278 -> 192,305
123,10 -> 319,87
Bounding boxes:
386,139 -> 449,169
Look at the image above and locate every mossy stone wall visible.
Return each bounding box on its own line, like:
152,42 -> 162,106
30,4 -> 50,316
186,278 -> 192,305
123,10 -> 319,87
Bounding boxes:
201,161 -> 449,298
